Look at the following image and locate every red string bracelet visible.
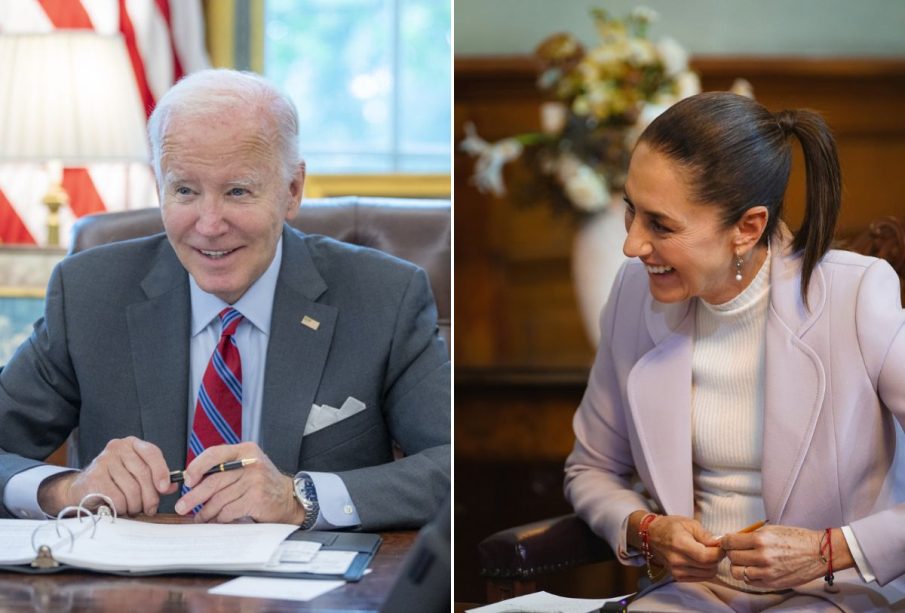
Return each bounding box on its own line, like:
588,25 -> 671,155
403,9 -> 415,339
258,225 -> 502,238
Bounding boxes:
821,527 -> 839,593
638,513 -> 660,580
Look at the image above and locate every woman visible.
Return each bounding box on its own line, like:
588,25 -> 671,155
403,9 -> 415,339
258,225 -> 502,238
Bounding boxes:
564,92 -> 905,611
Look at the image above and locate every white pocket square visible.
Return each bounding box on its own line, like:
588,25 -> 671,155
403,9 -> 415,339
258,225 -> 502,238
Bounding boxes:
304,397 -> 366,436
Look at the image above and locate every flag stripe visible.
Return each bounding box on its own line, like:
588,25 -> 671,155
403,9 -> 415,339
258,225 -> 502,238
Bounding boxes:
118,0 -> 156,118
0,1 -> 209,245
0,189 -> 37,244
154,0 -> 184,81
37,0 -> 94,29
63,168 -> 107,218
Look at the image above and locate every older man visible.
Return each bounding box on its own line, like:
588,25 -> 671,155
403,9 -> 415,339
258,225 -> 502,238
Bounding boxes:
0,69 -> 449,531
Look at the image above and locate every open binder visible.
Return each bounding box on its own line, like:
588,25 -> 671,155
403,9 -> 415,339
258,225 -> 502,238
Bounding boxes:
0,494 -> 380,582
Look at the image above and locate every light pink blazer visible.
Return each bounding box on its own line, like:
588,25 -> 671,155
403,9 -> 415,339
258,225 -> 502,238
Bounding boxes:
564,238 -> 905,590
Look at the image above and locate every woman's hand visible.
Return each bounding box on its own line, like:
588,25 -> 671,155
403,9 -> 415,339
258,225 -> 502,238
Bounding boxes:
628,512 -> 724,582
721,525 -> 853,589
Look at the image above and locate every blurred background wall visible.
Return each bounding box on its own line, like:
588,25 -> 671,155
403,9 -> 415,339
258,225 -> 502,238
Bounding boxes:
454,0 -> 905,605
456,0 -> 905,57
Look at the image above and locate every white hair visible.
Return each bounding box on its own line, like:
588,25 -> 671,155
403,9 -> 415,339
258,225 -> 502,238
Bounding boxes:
147,69 -> 300,182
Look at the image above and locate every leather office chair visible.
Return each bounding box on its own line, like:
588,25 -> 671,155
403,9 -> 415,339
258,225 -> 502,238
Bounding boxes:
478,216 -> 905,603
69,196 -> 451,352
843,216 -> 905,303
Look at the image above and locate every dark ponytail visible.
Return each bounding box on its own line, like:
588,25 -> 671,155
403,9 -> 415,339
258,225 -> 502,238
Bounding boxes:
639,92 -> 842,306
777,109 -> 841,303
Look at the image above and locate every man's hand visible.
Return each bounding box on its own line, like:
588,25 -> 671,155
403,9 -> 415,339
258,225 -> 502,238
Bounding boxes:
174,442 -> 306,525
38,436 -> 176,516
722,525 -> 853,589
628,512 -> 724,582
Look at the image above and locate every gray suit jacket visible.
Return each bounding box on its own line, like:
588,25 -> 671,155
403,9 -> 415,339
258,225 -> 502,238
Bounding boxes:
0,226 -> 450,530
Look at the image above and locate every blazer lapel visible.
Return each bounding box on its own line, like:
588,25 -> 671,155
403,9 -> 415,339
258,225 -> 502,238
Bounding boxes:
259,228 -> 338,473
761,241 -> 827,521
126,242 -> 191,472
627,295 -> 695,517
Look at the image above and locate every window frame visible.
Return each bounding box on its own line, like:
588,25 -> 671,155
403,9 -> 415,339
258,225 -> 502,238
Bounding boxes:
204,0 -> 450,198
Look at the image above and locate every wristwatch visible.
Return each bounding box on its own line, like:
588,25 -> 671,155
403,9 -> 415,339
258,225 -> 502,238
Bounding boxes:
292,473 -> 320,530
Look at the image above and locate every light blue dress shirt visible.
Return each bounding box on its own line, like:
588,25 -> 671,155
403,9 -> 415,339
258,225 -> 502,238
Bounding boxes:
5,238 -> 360,530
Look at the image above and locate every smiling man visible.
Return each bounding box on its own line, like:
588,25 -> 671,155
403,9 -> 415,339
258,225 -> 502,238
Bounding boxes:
0,70 -> 450,531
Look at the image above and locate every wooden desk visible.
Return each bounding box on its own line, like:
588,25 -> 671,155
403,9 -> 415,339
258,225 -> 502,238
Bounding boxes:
0,519 -> 416,612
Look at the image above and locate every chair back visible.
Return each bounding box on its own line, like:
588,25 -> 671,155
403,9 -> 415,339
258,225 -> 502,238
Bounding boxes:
843,216 -> 905,304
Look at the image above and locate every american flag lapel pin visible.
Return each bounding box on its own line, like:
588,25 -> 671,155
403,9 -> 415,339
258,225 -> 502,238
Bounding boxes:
301,315 -> 320,330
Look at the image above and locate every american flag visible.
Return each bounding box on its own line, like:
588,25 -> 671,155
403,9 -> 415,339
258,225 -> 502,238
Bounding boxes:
0,0 -> 209,246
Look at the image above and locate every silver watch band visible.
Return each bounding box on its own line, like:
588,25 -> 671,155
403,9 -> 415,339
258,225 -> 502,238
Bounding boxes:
293,473 -> 319,530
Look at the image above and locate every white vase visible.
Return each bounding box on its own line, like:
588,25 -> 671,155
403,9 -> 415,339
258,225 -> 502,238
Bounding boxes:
570,195 -> 627,347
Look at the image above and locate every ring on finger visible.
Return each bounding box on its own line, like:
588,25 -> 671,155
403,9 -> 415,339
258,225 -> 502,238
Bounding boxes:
743,566 -> 751,582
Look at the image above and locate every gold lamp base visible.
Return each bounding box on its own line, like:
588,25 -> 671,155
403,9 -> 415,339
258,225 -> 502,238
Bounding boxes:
42,180 -> 69,247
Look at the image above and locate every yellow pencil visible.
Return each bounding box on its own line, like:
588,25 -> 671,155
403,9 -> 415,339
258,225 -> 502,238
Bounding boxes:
738,519 -> 768,534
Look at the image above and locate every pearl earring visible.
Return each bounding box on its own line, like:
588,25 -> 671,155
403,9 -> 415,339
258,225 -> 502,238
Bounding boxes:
735,251 -> 743,282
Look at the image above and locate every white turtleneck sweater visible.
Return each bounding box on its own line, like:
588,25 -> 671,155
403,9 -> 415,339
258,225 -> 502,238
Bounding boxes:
692,249 -> 771,590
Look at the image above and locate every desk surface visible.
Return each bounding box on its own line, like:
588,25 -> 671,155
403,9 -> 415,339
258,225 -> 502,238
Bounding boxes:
0,517 -> 416,612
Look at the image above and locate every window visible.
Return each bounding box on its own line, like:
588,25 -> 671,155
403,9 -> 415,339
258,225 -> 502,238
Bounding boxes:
264,0 -> 451,177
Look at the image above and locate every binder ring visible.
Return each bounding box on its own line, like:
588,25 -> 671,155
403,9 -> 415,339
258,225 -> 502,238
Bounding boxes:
31,521 -> 74,554
56,503 -> 96,524
57,504 -> 108,539
77,493 -> 118,523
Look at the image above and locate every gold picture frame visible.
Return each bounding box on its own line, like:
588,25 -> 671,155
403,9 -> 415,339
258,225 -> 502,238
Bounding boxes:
304,174 -> 450,199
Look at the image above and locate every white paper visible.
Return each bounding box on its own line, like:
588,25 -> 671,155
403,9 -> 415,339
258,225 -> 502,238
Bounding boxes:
265,550 -> 358,575
16,517 -> 299,572
0,519 -> 60,564
466,590 -> 634,613
209,576 -> 345,602
74,518 -> 297,571
275,540 -> 321,563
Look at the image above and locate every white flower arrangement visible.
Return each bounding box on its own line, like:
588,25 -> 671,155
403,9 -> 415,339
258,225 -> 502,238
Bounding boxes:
461,7 -> 702,217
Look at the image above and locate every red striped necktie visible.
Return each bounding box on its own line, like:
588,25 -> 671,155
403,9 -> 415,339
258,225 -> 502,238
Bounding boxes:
183,307 -> 244,502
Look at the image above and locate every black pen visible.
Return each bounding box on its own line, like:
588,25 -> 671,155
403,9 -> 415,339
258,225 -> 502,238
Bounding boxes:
169,458 -> 257,483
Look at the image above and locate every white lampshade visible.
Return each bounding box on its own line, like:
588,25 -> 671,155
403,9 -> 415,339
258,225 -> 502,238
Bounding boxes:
0,31 -> 149,164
